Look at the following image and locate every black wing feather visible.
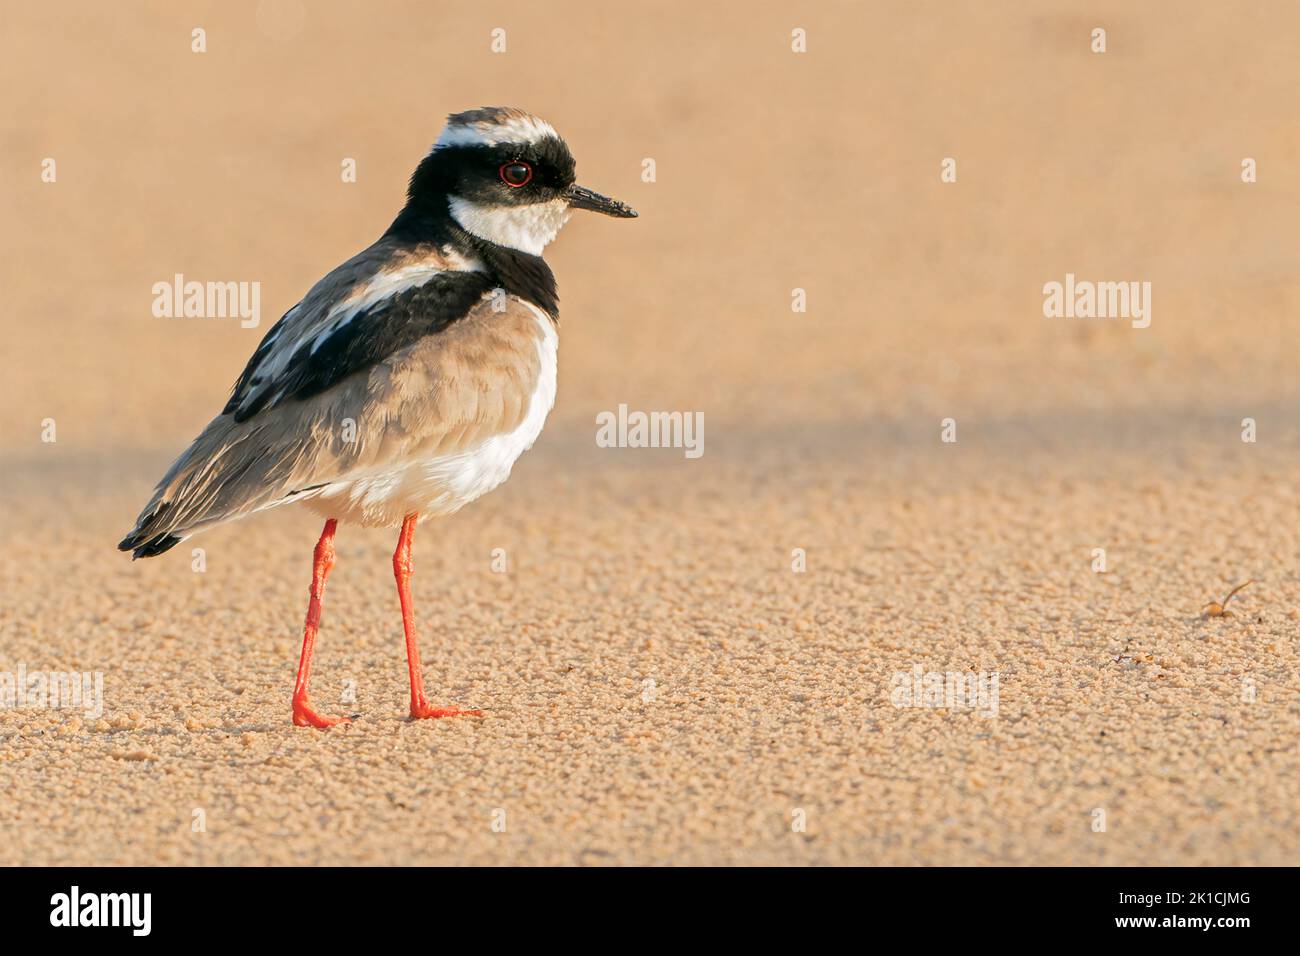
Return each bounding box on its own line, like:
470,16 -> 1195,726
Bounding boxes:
227,271 -> 495,424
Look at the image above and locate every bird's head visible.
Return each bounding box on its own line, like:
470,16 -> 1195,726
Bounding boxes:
403,106 -> 637,256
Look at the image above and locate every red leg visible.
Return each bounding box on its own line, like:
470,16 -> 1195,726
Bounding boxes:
394,513 -> 482,720
292,518 -> 350,728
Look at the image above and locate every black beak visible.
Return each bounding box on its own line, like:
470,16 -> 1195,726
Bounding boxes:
565,184 -> 638,218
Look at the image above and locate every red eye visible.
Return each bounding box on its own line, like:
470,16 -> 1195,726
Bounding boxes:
499,162 -> 533,187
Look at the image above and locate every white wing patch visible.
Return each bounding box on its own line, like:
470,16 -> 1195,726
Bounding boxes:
232,249 -> 485,418
306,257 -> 480,356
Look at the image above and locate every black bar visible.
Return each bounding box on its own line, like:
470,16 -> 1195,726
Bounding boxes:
0,867 -> 1284,942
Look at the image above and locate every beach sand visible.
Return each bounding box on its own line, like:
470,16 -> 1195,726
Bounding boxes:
1,0 -> 1296,865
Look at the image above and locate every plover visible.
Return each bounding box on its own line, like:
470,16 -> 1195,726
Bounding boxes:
119,107 -> 637,727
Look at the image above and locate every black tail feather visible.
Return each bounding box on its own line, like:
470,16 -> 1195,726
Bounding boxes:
119,532 -> 182,559
118,515 -> 183,559
118,501 -> 185,559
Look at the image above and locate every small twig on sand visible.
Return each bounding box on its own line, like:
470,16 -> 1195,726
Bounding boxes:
1202,581 -> 1252,618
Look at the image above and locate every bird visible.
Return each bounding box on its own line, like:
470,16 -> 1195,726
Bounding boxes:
118,107 -> 637,728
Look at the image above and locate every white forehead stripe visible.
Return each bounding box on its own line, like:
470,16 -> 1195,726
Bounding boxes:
435,114 -> 559,150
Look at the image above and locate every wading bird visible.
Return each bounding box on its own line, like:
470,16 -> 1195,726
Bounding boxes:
119,107 -> 637,727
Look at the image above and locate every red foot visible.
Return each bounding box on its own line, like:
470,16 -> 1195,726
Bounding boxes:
293,696 -> 352,728
395,515 -> 484,724
410,699 -> 483,721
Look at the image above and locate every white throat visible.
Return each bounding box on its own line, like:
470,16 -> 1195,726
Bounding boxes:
448,196 -> 570,256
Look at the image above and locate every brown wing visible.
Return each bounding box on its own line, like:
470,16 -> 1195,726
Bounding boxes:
119,290 -> 548,556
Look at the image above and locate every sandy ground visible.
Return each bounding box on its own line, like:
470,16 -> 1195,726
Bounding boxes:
1,1 -> 1298,865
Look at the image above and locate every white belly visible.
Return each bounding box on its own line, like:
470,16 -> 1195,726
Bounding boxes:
306,308 -> 558,528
